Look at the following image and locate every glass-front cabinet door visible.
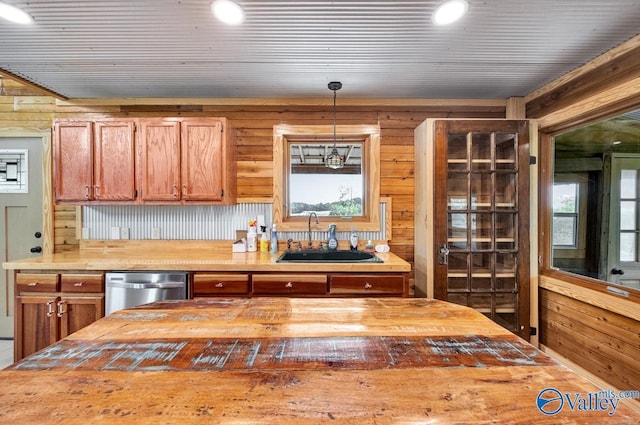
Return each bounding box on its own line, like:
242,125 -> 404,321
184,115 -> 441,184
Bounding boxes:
434,120 -> 530,339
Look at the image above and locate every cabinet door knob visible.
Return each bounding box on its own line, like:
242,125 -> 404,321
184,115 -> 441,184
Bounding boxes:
285,282 -> 293,288
364,282 -> 373,289
74,282 -> 84,287
215,282 -> 224,288
27,282 -> 38,287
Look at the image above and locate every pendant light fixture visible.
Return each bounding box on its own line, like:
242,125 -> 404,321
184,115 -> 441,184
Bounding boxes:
326,81 -> 344,170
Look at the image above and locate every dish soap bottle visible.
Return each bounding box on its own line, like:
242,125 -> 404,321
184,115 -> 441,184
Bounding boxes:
247,221 -> 257,252
350,227 -> 358,251
270,224 -> 278,253
327,224 -> 338,251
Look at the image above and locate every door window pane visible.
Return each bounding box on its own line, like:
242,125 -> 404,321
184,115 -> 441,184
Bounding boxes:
620,233 -> 637,262
470,173 -> 492,210
495,133 -> 516,170
495,173 -> 516,209
447,133 -> 468,171
471,133 -> 492,170
620,201 -> 637,231
620,169 -> 637,198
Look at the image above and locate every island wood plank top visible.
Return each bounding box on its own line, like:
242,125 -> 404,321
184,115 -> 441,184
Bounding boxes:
1,298 -> 638,424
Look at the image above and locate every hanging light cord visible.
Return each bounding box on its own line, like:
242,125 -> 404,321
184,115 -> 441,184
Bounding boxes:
333,87 -> 337,147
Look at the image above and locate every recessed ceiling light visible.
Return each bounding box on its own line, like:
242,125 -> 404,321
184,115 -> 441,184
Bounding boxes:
0,2 -> 34,24
211,0 -> 245,25
433,0 -> 469,26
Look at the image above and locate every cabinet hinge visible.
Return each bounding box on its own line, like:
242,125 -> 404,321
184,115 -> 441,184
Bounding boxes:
530,156 -> 537,165
530,326 -> 537,336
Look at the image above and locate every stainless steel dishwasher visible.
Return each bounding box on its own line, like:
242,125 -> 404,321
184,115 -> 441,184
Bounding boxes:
105,271 -> 189,315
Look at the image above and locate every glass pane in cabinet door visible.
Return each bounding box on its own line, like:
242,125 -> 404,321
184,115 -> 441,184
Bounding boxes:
495,293 -> 517,331
471,213 -> 493,250
495,253 -> 517,291
471,252 -> 492,290
495,213 -> 516,249
495,133 -> 517,170
469,293 -> 492,315
471,133 -> 492,170
448,213 -> 468,249
470,173 -> 492,210
448,133 -> 468,171
447,172 -> 468,209
448,277 -> 469,291
448,252 -> 468,275
447,293 -> 468,307
495,173 -> 517,210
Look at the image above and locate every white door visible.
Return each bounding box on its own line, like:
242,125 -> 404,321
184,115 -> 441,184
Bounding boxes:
0,137 -> 44,338
607,154 -> 640,289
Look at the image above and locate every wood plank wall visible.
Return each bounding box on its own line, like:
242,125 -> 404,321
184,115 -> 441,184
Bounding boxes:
1,77 -> 508,277
540,288 -> 639,391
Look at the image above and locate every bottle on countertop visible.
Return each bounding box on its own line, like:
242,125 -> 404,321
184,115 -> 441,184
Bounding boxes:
327,224 -> 338,251
247,220 -> 258,252
350,227 -> 358,251
259,226 -> 269,252
270,224 -> 279,253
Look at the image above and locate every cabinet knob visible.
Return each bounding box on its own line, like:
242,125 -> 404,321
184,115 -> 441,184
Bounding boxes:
285,282 -> 293,288
364,282 -> 373,289
215,282 -> 224,288
27,282 -> 38,287
74,282 -> 84,287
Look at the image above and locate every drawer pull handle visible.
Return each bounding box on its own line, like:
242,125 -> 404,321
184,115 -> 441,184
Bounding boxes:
364,282 -> 373,289
215,282 -> 224,288
46,301 -> 55,317
285,282 -> 293,288
74,282 -> 84,287
27,282 -> 38,287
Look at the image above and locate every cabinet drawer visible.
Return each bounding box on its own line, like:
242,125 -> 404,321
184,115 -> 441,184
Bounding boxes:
329,274 -> 405,296
252,274 -> 327,295
193,274 -> 250,296
61,273 -> 104,293
16,273 -> 59,293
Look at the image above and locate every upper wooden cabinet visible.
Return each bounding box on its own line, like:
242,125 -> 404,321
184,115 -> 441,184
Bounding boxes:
54,120 -> 136,203
54,117 -> 236,205
138,118 -> 236,204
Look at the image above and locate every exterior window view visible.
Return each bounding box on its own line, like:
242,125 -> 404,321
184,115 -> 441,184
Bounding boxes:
1,0 -> 639,423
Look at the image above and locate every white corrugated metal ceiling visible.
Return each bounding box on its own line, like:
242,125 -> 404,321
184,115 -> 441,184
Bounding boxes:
1,0 -> 639,99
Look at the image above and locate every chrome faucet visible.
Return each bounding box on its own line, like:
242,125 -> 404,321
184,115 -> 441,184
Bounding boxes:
308,212 -> 319,249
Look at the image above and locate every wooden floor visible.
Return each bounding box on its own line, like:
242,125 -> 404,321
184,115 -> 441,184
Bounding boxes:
0,340 -> 14,370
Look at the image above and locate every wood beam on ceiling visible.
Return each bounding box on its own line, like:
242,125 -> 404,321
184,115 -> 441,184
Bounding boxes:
0,69 -> 68,100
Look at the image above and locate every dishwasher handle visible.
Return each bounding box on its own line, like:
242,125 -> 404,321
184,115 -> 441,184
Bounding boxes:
106,281 -> 185,290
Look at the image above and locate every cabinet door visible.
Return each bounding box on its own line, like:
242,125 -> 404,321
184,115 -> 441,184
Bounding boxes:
433,120 -> 530,340
138,120 -> 181,201
181,119 -> 224,201
94,121 -> 136,201
54,121 -> 93,202
59,295 -> 105,339
15,295 -> 59,360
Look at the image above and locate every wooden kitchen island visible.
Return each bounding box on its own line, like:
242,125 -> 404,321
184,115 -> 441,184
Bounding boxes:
1,297 -> 638,424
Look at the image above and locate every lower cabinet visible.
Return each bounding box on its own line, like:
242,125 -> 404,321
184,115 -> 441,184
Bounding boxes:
192,272 -> 407,298
14,272 -> 104,361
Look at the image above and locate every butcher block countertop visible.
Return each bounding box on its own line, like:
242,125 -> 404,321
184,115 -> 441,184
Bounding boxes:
2,297 -> 638,424
2,241 -> 411,272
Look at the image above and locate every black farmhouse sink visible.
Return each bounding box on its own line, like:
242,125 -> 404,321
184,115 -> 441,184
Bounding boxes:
276,250 -> 383,263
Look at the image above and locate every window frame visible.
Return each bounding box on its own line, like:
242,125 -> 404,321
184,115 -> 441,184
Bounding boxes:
272,124 -> 380,232
551,175 -> 588,254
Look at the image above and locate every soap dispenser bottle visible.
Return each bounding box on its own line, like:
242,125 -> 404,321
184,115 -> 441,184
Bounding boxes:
270,224 -> 278,253
350,227 -> 358,251
327,224 -> 338,251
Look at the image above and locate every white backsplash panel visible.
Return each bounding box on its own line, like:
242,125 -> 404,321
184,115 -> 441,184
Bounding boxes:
82,203 -> 386,242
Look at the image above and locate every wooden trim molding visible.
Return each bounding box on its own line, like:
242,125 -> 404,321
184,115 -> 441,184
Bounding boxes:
525,33 -> 640,119
540,275 -> 639,321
